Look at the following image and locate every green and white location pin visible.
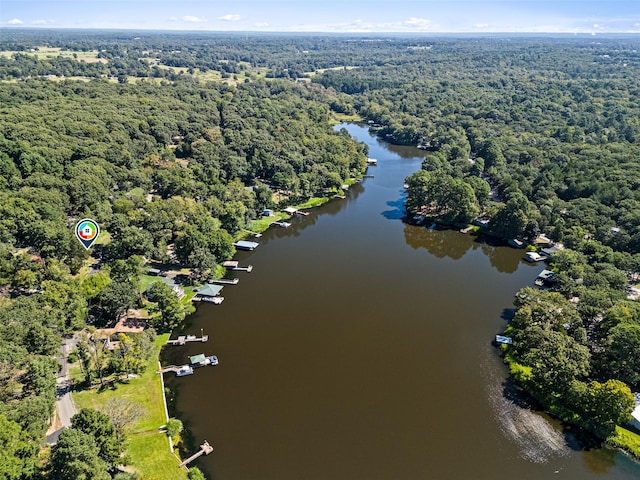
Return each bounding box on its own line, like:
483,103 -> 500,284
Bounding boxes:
75,218 -> 100,250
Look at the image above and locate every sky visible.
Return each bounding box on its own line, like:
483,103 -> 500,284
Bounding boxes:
1,0 -> 640,34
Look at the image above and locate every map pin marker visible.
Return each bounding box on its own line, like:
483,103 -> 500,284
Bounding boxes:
75,218 -> 100,250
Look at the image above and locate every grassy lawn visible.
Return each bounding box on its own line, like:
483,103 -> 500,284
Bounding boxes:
330,112 -> 363,124
292,197 -> 331,209
72,333 -> 189,480
609,426 -> 640,459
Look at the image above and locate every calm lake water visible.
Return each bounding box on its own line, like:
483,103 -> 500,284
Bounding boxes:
164,123 -> 640,480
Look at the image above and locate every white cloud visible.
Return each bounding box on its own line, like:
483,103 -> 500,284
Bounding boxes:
219,14 -> 241,22
32,19 -> 54,25
182,15 -> 207,23
474,23 -> 489,29
291,17 -> 438,33
7,18 -> 23,25
254,22 -> 269,28
168,16 -> 178,22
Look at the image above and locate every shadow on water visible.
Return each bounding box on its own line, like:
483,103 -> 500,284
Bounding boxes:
501,307 -> 517,321
381,194 -> 407,220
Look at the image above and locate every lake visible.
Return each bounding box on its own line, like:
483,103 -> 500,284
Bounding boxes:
164,123 -> 640,480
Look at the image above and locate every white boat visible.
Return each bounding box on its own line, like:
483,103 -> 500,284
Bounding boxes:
176,365 -> 194,377
200,296 -> 224,304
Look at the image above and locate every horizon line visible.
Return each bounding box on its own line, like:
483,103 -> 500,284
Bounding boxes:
2,26 -> 640,36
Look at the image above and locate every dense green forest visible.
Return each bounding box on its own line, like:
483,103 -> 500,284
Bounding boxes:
0,31 -> 368,479
2,29 -> 640,477
312,36 -> 640,445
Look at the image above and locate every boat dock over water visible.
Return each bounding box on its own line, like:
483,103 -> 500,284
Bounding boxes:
166,334 -> 208,346
223,261 -> 253,272
178,440 -> 214,468
273,221 -> 291,228
234,240 -> 260,251
157,354 -> 219,376
211,278 -> 239,285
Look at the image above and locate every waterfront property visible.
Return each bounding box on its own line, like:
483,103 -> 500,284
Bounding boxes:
192,284 -> 224,303
540,244 -> 564,259
535,269 -> 557,287
146,277 -> 185,299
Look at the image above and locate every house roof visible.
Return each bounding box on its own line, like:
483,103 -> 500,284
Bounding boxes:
538,269 -> 556,280
146,277 -> 176,291
197,284 -> 223,297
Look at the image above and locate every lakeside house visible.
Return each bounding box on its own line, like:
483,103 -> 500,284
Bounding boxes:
540,244 -> 564,259
535,269 -> 557,286
146,277 -> 184,300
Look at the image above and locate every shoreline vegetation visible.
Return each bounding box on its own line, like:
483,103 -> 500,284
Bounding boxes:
366,117 -> 640,460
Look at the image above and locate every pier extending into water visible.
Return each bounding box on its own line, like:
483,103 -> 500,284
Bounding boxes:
223,261 -> 253,272
178,440 -> 214,468
211,278 -> 239,285
166,334 -> 208,346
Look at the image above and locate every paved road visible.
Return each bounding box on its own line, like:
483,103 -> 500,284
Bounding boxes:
46,336 -> 77,444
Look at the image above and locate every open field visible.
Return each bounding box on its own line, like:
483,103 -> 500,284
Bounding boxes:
0,46 -> 107,63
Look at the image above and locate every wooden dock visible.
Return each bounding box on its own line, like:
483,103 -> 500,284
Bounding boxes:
211,278 -> 239,285
242,229 -> 262,238
178,440 -> 213,468
157,364 -> 191,375
223,261 -> 253,272
166,335 -> 208,346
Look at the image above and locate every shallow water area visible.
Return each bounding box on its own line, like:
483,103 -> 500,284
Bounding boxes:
164,123 -> 640,480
